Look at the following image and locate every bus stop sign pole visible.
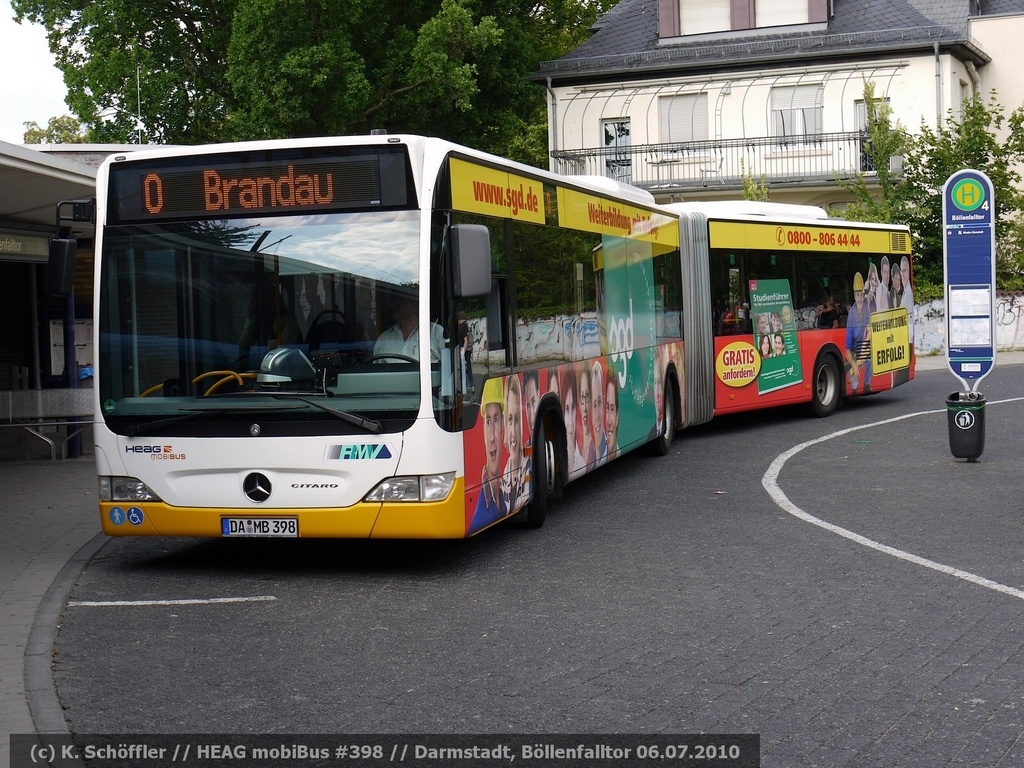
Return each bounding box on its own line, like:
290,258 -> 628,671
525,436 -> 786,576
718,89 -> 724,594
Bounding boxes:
942,169 -> 996,460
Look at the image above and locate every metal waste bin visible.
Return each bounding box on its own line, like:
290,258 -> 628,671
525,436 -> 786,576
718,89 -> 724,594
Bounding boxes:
946,391 -> 986,460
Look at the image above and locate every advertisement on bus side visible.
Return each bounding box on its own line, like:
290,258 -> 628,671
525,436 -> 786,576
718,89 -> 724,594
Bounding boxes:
712,262 -> 914,410
462,342 -> 682,536
748,279 -> 802,395
461,229 -> 683,535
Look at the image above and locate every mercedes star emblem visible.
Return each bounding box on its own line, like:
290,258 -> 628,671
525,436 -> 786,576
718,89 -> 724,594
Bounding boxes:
243,472 -> 272,503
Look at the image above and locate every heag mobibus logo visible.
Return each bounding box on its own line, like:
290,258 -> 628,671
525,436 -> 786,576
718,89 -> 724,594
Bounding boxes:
125,444 -> 186,460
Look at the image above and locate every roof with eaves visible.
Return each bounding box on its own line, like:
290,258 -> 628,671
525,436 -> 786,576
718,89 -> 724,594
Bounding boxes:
532,0 -> 1024,85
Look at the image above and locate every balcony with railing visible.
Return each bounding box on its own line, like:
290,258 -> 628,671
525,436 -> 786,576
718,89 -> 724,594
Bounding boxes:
551,131 -> 885,196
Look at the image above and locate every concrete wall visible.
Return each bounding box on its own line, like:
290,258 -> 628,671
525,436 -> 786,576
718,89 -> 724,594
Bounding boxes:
915,293 -> 1024,356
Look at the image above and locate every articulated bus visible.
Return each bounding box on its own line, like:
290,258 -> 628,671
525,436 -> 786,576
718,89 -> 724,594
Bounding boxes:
666,201 -> 915,425
89,135 -> 912,540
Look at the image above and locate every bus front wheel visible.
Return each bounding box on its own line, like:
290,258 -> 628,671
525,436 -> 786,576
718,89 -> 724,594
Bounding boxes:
517,418 -> 552,528
809,354 -> 841,418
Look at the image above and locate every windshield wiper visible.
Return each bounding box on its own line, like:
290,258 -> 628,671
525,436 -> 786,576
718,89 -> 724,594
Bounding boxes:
126,397 -> 381,436
124,404 -> 304,436
270,394 -> 382,434
124,409 -> 226,436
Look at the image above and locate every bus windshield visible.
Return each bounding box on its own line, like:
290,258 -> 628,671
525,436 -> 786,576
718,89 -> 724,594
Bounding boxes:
98,209 -> 435,435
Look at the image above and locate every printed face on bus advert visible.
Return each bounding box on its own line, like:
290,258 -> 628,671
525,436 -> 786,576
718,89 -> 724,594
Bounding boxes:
561,368 -> 577,461
523,372 -> 540,441
591,363 -> 605,448
483,400 -> 503,481
578,366 -> 592,450
505,377 -> 523,471
605,375 -> 619,454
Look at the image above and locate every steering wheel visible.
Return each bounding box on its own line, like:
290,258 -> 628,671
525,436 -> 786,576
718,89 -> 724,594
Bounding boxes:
202,370 -> 257,395
139,370 -> 256,397
362,353 -> 418,365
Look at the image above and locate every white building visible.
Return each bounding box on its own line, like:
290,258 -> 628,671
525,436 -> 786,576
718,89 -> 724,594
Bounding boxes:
533,0 -> 1024,208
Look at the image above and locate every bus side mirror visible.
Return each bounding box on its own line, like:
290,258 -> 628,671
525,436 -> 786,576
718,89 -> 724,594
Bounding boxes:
47,238 -> 77,297
451,224 -> 491,298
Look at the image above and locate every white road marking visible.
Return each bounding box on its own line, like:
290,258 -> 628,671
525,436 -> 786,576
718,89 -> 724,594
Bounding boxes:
762,397 -> 1024,600
69,596 -> 277,607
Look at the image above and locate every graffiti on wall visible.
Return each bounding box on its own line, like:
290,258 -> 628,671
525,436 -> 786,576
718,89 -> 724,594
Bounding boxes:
916,294 -> 1024,355
468,295 -> 1024,366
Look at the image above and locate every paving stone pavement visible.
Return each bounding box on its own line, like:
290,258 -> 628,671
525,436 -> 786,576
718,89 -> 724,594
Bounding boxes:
3,351 -> 1023,768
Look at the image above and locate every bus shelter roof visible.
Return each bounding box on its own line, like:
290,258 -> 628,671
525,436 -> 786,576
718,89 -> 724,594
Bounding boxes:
0,139 -> 96,234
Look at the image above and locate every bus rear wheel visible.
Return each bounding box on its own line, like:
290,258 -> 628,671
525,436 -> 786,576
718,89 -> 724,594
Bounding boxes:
517,418 -> 552,528
809,354 -> 840,418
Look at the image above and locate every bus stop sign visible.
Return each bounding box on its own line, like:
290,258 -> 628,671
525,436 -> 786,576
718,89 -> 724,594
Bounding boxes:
943,169 -> 996,391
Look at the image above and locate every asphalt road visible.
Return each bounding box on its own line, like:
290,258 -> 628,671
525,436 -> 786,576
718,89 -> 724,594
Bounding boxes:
52,361 -> 1024,767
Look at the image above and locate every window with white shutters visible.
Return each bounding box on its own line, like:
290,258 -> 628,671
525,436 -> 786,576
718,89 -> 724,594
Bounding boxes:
771,84 -> 824,140
755,0 -> 806,28
679,0 -> 731,35
659,93 -> 710,144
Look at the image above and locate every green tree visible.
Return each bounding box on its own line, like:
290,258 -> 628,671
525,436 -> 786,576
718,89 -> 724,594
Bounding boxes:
900,92 -> 1024,291
832,85 -> 1024,297
740,160 -> 770,202
12,0 -> 236,144
22,115 -> 90,143
224,0 -> 501,140
832,79 -> 911,225
430,0 -> 618,164
13,0 -> 614,162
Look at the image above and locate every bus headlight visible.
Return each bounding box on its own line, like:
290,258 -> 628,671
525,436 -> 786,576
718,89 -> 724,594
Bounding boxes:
99,476 -> 162,502
365,473 -> 455,503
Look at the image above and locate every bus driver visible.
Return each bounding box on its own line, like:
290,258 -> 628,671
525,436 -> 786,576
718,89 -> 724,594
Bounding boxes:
374,292 -> 445,362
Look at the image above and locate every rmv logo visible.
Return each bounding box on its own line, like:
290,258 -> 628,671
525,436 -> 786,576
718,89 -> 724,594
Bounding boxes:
331,443 -> 394,460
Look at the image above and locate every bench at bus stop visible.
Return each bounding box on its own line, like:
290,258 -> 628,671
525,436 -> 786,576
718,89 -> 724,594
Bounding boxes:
0,388 -> 94,461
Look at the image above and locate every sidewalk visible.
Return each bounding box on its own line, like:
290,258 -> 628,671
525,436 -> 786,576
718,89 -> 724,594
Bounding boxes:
2,351 -> 1022,768
914,349 -> 1024,371
0,456 -> 101,768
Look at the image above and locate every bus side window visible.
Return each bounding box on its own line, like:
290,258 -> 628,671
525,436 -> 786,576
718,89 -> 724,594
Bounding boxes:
736,300 -> 750,334
487,278 -> 508,354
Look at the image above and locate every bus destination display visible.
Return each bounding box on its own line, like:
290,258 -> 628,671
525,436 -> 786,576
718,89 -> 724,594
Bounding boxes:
107,148 -> 411,223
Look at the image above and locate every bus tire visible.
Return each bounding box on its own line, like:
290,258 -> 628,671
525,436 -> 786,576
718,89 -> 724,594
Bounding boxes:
649,381 -> 674,456
809,354 -> 841,418
518,418 -> 552,528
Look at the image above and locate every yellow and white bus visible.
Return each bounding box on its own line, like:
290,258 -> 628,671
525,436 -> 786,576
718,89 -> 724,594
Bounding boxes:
90,135 -> 682,538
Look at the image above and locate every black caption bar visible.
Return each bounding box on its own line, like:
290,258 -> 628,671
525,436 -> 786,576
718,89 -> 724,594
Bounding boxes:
11,734 -> 759,768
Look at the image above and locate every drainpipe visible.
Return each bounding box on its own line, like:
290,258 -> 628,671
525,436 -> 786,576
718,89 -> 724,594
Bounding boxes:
934,42 -> 943,129
546,77 -> 558,172
965,60 -> 981,96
